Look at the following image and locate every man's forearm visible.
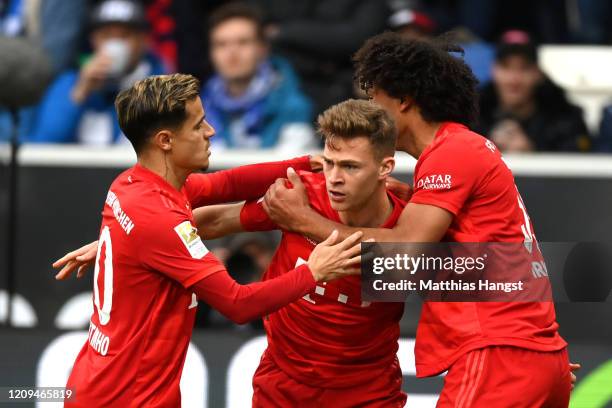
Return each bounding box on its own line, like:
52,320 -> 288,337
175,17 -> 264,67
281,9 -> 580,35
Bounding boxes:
192,265 -> 315,324
297,208 -> 398,242
296,203 -> 452,243
193,204 -> 244,240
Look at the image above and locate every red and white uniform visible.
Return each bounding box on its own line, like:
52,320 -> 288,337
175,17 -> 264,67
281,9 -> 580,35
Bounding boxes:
410,123 -> 569,407
66,157 -> 313,408
66,165 -> 224,407
242,172 -> 407,408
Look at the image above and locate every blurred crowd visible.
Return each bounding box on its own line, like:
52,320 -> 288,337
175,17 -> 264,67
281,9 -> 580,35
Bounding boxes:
2,0 -> 612,330
1,0 -> 612,152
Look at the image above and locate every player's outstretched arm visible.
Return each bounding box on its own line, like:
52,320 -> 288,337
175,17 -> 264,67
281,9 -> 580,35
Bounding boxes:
262,167 -> 451,243
192,203 -> 246,240
52,196 -> 280,280
53,240 -> 99,280
193,196 -> 282,240
186,156 -> 316,208
192,230 -> 364,324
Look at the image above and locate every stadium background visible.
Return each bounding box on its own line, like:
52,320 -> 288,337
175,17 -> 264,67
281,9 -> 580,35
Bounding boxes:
1,0 -> 612,407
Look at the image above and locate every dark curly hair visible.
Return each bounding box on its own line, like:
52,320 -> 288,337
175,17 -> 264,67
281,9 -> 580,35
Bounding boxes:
353,32 -> 479,127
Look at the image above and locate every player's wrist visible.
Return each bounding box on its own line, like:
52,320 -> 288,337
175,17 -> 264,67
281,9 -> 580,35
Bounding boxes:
296,263 -> 317,287
239,201 -> 257,231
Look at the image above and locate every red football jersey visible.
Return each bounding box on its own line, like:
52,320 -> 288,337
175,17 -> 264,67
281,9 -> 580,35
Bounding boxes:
66,164 -> 226,407
243,172 -> 406,388
409,123 -> 567,377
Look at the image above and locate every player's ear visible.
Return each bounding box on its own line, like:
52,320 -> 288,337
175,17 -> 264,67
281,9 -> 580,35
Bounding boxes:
379,156 -> 395,179
153,130 -> 173,152
399,97 -> 413,113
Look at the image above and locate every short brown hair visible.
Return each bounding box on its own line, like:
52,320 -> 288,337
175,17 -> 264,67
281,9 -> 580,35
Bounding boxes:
317,99 -> 397,159
115,73 -> 201,153
208,2 -> 265,41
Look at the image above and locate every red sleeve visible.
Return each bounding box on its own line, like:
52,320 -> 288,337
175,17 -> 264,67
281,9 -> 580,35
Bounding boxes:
240,198 -> 278,231
184,156 -> 312,208
238,171 -> 323,231
138,212 -> 226,288
240,171 -> 333,231
410,143 -> 482,216
191,264 -> 316,324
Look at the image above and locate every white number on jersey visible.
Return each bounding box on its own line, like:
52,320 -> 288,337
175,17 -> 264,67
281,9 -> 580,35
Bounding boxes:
93,226 -> 114,325
502,158 -> 537,254
296,257 -> 370,307
516,188 -> 536,254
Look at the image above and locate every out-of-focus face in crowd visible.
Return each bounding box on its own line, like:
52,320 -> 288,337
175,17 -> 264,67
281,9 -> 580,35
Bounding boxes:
492,54 -> 542,109
90,23 -> 148,70
210,17 -> 267,82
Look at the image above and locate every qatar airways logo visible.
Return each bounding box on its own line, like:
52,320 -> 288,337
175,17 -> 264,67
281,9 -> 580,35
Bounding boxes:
417,174 -> 452,190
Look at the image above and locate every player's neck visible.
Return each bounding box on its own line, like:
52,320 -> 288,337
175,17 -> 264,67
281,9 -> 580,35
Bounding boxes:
339,187 -> 392,228
402,120 -> 443,159
137,155 -> 190,191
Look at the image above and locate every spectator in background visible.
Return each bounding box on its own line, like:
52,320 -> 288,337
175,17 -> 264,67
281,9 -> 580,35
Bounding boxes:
387,3 -> 494,86
420,0 -> 568,44
252,0 -> 388,114
28,0 -> 166,145
478,30 -> 590,152
387,2 -> 436,40
203,3 -> 316,152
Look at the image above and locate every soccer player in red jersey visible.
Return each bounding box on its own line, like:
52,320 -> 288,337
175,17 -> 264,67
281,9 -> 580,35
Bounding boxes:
262,34 -> 573,407
58,74 -> 363,407
193,99 -> 408,407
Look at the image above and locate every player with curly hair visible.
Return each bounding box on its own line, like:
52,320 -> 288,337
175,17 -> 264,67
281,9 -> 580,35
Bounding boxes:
263,33 -> 572,407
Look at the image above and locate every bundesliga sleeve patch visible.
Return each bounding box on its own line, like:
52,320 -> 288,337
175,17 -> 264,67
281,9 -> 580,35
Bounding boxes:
174,221 -> 209,259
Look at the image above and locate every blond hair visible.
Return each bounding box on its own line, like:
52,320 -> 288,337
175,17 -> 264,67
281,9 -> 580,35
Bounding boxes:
115,73 -> 201,152
317,99 -> 397,159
